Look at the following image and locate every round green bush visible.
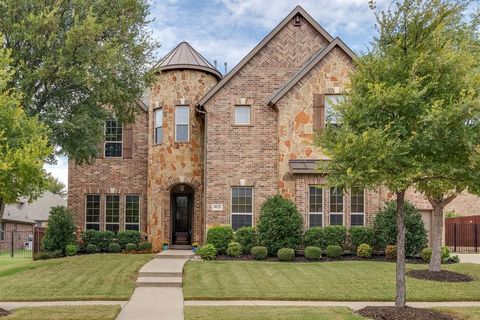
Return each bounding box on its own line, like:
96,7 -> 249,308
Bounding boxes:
349,226 -> 374,249
86,244 -> 98,254
207,225 -> 234,254
117,231 -> 142,249
304,246 -> 322,260
277,248 -> 295,262
235,226 -> 256,254
325,245 -> 342,259
257,195 -> 303,255
65,244 -> 78,256
303,227 -> 325,248
421,246 -> 450,262
251,246 -> 268,260
323,226 -> 347,248
356,243 -> 372,258
197,244 -> 217,260
373,201 -> 428,256
227,242 -> 242,258
385,245 -> 397,260
108,243 -> 121,253
42,206 -> 76,255
138,242 -> 153,252
125,243 -> 138,252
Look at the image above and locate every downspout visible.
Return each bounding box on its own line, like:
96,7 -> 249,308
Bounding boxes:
196,104 -> 208,244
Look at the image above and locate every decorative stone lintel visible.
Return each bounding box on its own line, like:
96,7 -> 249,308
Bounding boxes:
228,178 -> 256,187
234,97 -> 255,105
174,98 -> 190,106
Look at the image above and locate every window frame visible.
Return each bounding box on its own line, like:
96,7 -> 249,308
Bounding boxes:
325,94 -> 346,126
85,194 -> 101,231
233,105 -> 252,126
308,186 -> 323,228
125,195 -> 140,231
104,119 -> 123,158
231,187 -> 254,230
105,195 -> 120,233
154,107 -> 163,145
350,188 -> 365,227
0,221 -> 5,241
175,105 -> 190,142
329,187 -> 344,226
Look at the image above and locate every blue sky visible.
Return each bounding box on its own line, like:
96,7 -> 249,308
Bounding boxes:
46,0 -> 387,187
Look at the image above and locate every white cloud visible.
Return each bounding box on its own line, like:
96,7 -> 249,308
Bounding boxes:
45,157 -> 68,189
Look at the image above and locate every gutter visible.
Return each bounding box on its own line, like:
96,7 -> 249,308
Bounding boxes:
195,104 -> 208,243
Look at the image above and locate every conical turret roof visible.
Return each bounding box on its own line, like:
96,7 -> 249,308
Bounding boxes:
154,42 -> 222,80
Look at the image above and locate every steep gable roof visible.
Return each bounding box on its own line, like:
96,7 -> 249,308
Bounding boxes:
267,37 -> 356,106
197,5 -> 334,107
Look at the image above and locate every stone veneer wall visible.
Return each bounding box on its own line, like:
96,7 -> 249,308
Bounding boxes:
147,69 -> 218,249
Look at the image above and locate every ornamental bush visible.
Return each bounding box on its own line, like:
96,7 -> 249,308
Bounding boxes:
138,242 -> 153,252
86,244 -> 98,254
42,206 -> 76,255
117,231 -> 142,249
65,244 -> 78,256
385,245 -> 397,260
108,243 -> 121,253
257,195 -> 303,255
207,225 -> 234,254
421,246 -> 450,263
227,242 -> 242,258
235,226 -> 256,254
125,243 -> 138,252
97,231 -> 115,252
356,243 -> 373,258
304,246 -> 322,260
303,227 -> 325,249
197,244 -> 217,260
277,248 -> 295,262
323,226 -> 347,248
373,201 -> 428,256
251,246 -> 268,260
349,226 -> 374,249
325,245 -> 342,259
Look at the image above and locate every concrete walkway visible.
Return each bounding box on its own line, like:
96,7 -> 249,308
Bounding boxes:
116,250 -> 194,320
457,253 -> 480,264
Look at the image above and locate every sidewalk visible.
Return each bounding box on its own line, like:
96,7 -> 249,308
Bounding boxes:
457,254 -> 480,264
0,301 -> 127,311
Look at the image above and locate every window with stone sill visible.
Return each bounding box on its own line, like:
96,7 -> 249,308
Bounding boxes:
154,108 -> 163,144
231,187 -> 253,230
325,95 -> 346,127
125,195 -> 140,231
175,106 -> 189,142
234,105 -> 251,125
105,195 -> 120,233
350,187 -> 365,226
86,195 -> 101,231
329,187 -> 344,226
104,119 -> 123,158
309,186 -> 323,228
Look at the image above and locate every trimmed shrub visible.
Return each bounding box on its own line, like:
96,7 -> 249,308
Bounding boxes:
235,226 -> 256,254
277,248 -> 295,261
197,244 -> 217,260
42,206 -> 76,255
97,231 -> 115,252
303,227 -> 325,249
445,255 -> 460,264
304,246 -> 322,260
65,244 -> 78,256
117,231 -> 142,249
207,225 -> 234,254
421,246 -> 450,263
125,243 -> 138,252
251,246 -> 268,260
108,243 -> 121,253
138,242 -> 153,252
86,244 -> 98,254
385,245 -> 397,260
325,245 -> 342,259
356,243 -> 373,258
349,226 -> 374,249
33,250 -> 63,260
373,201 -> 428,256
257,195 -> 303,255
82,229 -> 100,249
227,242 -> 242,258
441,246 -> 451,261
323,226 -> 347,248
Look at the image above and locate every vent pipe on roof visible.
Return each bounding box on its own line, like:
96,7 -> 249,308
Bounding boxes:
224,62 -> 228,75
214,60 -> 217,69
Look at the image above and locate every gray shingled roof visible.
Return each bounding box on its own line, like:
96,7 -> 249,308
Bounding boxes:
154,42 -> 222,80
2,192 -> 66,224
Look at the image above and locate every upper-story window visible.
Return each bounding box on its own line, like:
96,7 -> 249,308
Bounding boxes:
350,188 -> 365,226
105,119 -> 123,158
175,106 -> 189,142
234,105 -> 251,125
330,187 -> 344,225
154,108 -> 163,144
325,95 -> 346,126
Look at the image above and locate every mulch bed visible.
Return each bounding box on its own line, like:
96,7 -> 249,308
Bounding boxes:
407,269 -> 473,282
0,308 -> 10,317
357,306 -> 456,320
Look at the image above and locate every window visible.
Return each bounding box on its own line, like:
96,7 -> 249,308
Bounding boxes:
105,195 -> 120,232
309,186 -> 323,227
325,95 -> 346,126
125,195 -> 140,231
351,188 -> 365,226
86,195 -> 101,231
329,187 -> 344,225
175,106 -> 189,142
105,119 -> 123,157
154,108 -> 163,144
231,187 -> 253,230
0,221 -> 5,241
234,105 -> 251,125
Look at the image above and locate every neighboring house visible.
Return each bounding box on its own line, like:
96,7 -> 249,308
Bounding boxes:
68,6 -> 480,250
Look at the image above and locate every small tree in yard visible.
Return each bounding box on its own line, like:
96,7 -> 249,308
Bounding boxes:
42,206 -> 77,254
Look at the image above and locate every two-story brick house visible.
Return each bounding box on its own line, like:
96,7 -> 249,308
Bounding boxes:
68,6 -> 480,250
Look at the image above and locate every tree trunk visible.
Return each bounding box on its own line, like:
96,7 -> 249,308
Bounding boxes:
396,191 -> 406,307
429,203 -> 444,272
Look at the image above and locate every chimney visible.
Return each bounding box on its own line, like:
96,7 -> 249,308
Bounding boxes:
224,62 -> 228,75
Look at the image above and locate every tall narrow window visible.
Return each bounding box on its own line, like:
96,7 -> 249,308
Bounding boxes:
325,95 -> 346,126
309,186 -> 323,227
105,195 -> 120,232
234,105 -> 251,125
105,119 -> 123,157
351,188 -> 365,226
0,221 -> 5,241
175,106 -> 189,142
154,108 -> 163,144
86,195 -> 101,231
231,187 -> 253,230
329,187 -> 344,225
125,195 -> 140,231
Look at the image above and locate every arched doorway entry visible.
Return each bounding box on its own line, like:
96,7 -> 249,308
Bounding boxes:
170,184 -> 194,245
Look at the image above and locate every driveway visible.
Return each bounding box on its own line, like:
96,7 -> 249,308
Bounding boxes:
456,254 -> 480,264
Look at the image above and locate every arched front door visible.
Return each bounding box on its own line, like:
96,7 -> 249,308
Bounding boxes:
171,184 -> 194,245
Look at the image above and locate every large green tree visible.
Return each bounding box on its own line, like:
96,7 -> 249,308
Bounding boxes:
0,0 -> 156,163
318,0 -> 479,307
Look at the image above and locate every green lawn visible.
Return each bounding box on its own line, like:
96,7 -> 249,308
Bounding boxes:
0,254 -> 152,301
183,260 -> 480,301
3,305 -> 121,320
